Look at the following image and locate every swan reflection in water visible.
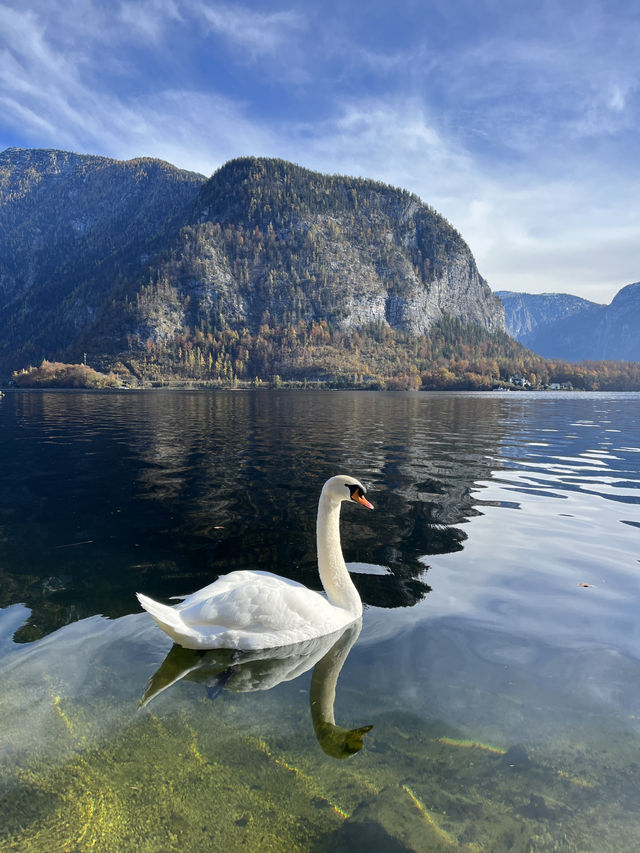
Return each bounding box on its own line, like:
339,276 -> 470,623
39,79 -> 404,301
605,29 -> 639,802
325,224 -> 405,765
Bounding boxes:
140,621 -> 372,759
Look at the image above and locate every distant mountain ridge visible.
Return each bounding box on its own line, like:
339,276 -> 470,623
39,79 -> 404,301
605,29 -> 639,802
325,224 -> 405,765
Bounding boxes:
495,291 -> 601,339
0,148 -> 505,378
497,285 -> 640,362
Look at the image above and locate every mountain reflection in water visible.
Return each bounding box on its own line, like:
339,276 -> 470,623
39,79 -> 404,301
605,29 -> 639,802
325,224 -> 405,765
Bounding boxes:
0,390 -> 495,642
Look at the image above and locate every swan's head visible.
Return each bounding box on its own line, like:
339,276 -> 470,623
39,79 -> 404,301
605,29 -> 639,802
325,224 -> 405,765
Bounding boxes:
322,475 -> 374,510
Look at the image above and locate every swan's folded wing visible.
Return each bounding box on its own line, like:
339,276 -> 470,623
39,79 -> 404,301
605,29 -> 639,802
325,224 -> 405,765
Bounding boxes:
176,571 -> 304,609
178,572 -> 336,634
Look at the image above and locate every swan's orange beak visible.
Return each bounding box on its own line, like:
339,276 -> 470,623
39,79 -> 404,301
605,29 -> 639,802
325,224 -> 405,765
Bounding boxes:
353,492 -> 374,510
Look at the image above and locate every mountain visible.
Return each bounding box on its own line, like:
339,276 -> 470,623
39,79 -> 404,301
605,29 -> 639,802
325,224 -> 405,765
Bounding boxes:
0,149 -> 504,381
496,291 -> 600,340
497,286 -> 640,362
0,148 -> 205,371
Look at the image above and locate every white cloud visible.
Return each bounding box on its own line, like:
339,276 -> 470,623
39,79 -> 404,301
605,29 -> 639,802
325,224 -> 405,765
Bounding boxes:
281,99 -> 477,204
122,90 -> 277,174
118,0 -> 183,43
453,179 -> 640,302
425,7 -> 640,158
0,5 -> 97,147
193,1 -> 306,58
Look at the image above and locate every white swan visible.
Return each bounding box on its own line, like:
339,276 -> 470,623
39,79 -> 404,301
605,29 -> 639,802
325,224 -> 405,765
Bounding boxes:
136,475 -> 373,650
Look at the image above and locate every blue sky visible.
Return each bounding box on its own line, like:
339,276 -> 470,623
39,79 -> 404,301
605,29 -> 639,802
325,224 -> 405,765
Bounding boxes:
1,0 -> 639,303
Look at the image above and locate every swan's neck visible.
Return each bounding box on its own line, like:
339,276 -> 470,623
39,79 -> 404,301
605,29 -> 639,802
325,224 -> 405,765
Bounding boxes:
316,495 -> 362,616
310,621 -> 371,759
310,621 -> 362,726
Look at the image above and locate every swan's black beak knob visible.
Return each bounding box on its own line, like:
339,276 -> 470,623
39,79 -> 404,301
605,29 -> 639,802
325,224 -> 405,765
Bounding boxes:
348,485 -> 374,510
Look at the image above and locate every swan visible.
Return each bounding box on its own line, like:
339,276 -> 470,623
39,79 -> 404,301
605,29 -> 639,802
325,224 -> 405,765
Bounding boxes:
136,474 -> 374,650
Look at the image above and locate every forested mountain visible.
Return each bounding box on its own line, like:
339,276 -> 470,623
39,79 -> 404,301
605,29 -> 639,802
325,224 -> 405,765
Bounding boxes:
80,156 -> 506,356
0,148 -> 204,372
0,149 -> 505,379
498,285 -> 640,362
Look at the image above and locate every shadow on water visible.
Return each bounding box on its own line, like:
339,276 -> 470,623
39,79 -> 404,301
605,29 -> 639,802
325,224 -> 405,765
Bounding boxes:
140,621 -> 373,760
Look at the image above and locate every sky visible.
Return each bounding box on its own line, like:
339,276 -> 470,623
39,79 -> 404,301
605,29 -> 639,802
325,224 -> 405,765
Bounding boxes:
1,0 -> 639,304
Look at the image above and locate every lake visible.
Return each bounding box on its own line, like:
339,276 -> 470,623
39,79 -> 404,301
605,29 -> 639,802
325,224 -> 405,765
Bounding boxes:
1,389 -> 639,852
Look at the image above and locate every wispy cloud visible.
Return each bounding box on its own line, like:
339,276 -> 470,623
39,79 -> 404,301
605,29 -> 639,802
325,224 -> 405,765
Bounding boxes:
282,98 -> 476,206
194,1 -> 306,57
422,5 -> 640,161
0,3 -> 254,168
0,5 -> 94,148
127,90 -> 276,173
118,0 -> 184,43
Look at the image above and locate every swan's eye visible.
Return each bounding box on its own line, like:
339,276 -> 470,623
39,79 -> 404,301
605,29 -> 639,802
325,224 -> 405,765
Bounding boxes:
347,484 -> 365,500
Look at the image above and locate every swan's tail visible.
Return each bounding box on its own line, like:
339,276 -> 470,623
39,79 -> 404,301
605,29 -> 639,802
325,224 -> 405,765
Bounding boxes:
137,592 -> 184,641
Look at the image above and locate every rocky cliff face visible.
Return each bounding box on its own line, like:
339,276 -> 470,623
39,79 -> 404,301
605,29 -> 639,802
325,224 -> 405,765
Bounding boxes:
0,150 -> 504,374
125,157 -> 504,345
497,286 -> 640,362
